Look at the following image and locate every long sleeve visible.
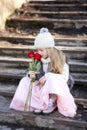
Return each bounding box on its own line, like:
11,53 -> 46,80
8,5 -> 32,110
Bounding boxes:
61,63 -> 69,82
35,62 -> 45,80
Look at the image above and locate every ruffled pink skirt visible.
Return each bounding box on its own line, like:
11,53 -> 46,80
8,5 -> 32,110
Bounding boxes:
10,73 -> 77,117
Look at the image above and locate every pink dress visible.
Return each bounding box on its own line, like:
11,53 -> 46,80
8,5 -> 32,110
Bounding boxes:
10,63 -> 77,117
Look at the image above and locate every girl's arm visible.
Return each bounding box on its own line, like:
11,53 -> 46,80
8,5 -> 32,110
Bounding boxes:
35,62 -> 45,80
61,63 -> 75,90
61,63 -> 69,82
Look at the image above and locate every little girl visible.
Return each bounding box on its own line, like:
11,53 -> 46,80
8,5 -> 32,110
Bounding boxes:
10,28 -> 77,117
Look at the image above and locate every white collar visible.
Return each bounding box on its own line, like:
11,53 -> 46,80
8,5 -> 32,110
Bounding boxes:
41,57 -> 50,64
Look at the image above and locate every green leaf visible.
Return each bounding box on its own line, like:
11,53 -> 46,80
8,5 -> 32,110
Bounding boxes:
36,62 -> 41,72
29,63 -> 33,70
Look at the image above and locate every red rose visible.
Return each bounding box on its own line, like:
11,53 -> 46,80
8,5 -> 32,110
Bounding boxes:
34,53 -> 42,61
28,51 -> 35,58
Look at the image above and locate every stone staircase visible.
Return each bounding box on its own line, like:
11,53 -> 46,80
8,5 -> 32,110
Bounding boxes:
0,0 -> 87,129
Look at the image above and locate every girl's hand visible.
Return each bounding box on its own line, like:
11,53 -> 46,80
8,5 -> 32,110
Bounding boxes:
29,71 -> 36,79
39,76 -> 46,85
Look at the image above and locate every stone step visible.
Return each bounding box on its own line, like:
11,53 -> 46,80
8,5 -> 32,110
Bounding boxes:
0,44 -> 87,52
16,11 -> 87,19
6,0 -> 87,33
23,3 -> 87,12
8,17 -> 87,24
5,0 -> 87,35
0,44 -> 87,59
0,96 -> 86,130
0,31 -> 87,46
6,17 -> 87,31
0,63 -> 86,85
0,56 -> 86,69
16,11 -> 87,20
30,0 -> 87,4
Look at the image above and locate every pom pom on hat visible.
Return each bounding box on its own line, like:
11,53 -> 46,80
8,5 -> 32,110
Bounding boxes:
34,28 -> 55,48
40,28 -> 48,33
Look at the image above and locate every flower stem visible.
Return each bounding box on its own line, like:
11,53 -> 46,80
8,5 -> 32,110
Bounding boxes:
24,81 -> 33,111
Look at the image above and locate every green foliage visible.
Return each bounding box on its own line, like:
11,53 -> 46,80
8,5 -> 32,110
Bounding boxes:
27,59 -> 41,74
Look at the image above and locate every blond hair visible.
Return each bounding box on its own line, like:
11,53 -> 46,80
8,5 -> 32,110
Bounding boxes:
46,47 -> 66,73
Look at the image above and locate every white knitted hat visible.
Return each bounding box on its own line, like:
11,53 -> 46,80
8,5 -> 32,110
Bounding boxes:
34,28 -> 55,48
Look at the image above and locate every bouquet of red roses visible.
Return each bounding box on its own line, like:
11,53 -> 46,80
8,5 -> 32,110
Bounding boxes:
27,51 -> 42,79
24,51 -> 42,111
